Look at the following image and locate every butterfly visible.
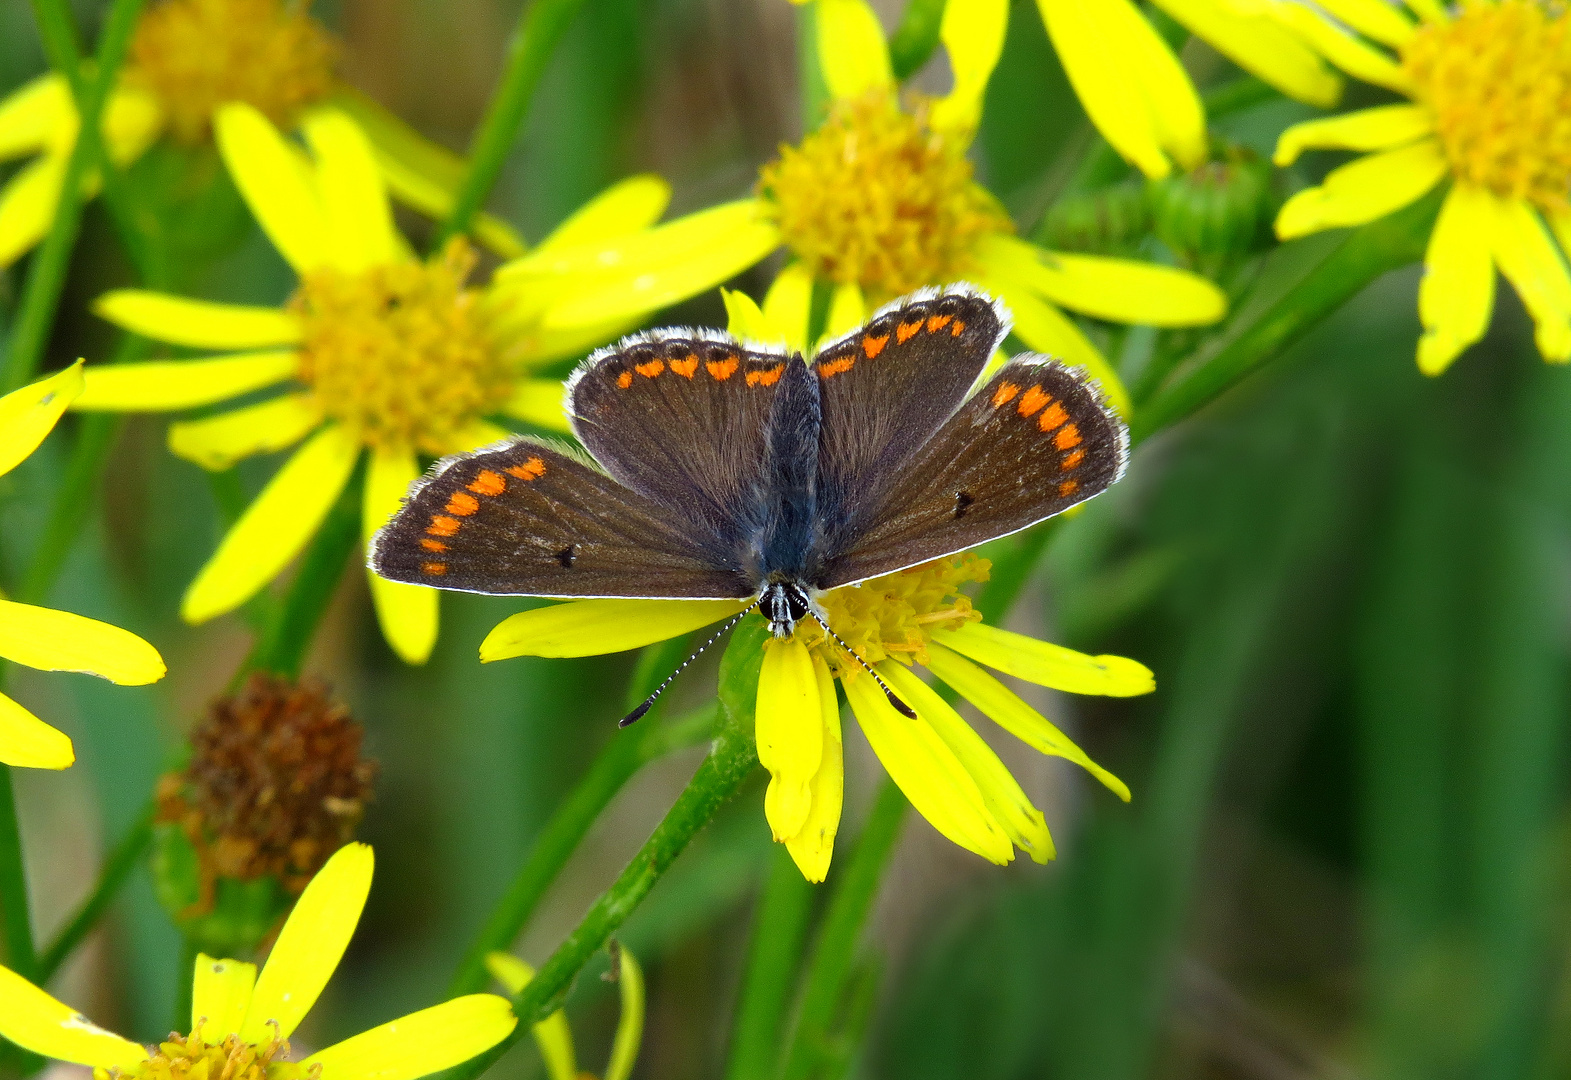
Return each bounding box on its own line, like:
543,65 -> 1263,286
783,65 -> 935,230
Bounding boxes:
370,285 -> 1128,720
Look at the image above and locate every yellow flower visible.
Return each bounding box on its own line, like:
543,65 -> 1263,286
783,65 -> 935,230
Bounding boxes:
486,948 -> 643,1080
0,364 -> 165,770
1035,0 -> 1345,179
529,0 -> 1228,417
0,0 -> 523,269
71,104 -> 678,664
0,844 -> 517,1080
479,553 -> 1149,883
1268,0 -> 1571,375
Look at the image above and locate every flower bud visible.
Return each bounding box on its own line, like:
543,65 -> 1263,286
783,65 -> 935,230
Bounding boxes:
1035,181 -> 1149,258
1146,140 -> 1278,276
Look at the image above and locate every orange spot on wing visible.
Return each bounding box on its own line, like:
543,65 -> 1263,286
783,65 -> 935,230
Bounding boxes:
1054,423 -> 1082,450
427,515 -> 461,537
421,561 -> 448,576
446,491 -> 480,516
420,538 -> 448,553
950,320 -> 966,336
818,356 -> 855,378
1037,402 -> 1068,432
507,456 -> 547,481
1017,386 -> 1051,418
991,382 -> 1020,408
926,314 -> 953,333
896,320 -> 921,343
747,364 -> 784,387
1057,480 -> 1079,498
468,470 -> 507,496
635,359 -> 665,378
616,371 -> 633,389
863,334 -> 889,358
670,356 -> 698,378
1061,448 -> 1085,470
707,356 -> 739,380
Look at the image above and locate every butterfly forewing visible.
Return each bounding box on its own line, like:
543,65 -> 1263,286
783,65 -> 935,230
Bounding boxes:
818,358 -> 1126,588
371,439 -> 750,599
812,288 -> 1007,555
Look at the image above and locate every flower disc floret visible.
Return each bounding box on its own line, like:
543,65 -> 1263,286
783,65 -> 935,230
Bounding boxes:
1401,0 -> 1571,211
757,93 -> 1010,301
104,1025 -> 304,1080
292,240 -> 512,454
128,0 -> 337,144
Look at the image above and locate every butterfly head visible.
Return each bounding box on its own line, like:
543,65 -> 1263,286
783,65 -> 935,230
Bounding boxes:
760,577 -> 814,639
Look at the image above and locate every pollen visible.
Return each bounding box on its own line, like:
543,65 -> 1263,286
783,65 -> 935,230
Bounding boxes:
797,554 -> 991,678
756,92 -> 1012,303
292,239 -> 514,455
101,1023 -> 297,1080
1401,0 -> 1571,211
127,0 -> 337,144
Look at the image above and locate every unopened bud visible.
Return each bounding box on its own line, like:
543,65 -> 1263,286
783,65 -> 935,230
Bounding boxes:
1147,140 -> 1278,276
1036,181 -> 1149,257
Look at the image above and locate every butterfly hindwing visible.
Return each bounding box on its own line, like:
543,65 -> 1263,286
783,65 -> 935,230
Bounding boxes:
812,287 -> 1008,555
818,357 -> 1127,588
371,439 -> 749,599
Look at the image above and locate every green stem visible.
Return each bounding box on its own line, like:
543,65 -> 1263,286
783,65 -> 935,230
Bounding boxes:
433,0 -> 590,249
887,0 -> 947,81
1132,189 -> 1442,442
0,767 -> 36,980
6,0 -> 146,392
36,799 -> 154,982
173,934 -> 197,1032
445,701 -> 718,998
723,845 -> 817,1080
779,778 -> 906,1080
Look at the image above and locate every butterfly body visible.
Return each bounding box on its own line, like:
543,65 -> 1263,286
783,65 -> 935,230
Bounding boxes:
370,285 -> 1128,644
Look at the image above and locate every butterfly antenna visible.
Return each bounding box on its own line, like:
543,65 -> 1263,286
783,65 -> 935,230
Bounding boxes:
806,611 -> 919,719
620,603 -> 759,728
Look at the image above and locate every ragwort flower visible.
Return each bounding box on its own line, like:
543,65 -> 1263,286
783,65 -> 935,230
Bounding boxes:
0,364 -> 165,770
71,104 -> 678,664
0,0 -> 521,269
1269,0 -> 1571,374
480,550 -> 1147,882
0,844 -> 517,1080
529,0 -> 1228,416
486,947 -> 644,1080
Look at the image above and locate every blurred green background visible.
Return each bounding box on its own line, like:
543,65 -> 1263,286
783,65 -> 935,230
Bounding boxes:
3,1 -> 1570,1078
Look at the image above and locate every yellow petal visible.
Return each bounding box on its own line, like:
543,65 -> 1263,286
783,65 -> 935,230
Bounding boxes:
1405,0 -> 1448,24
815,0 -> 893,100
1490,196 -> 1571,364
0,153 -> 67,268
303,109 -> 401,271
1313,0 -> 1416,48
537,174 -> 672,253
0,965 -> 147,1068
974,273 -> 1131,417
930,0 -> 1008,136
354,130 -> 525,260
500,379 -> 571,433
0,362 -> 82,477
182,425 -> 360,624
785,652 -> 843,883
823,280 -> 865,339
102,85 -> 163,167
936,622 -> 1154,697
168,394 -> 323,471
756,636 -> 824,842
481,598 -> 751,661
489,308 -> 646,369
1274,104 -> 1434,167
723,288 -> 769,342
215,102 -> 330,273
926,642 -> 1130,800
843,670 -> 1013,864
604,948 -> 645,1080
1274,138 -> 1448,240
1267,3 -> 1413,95
881,662 -> 1053,863
0,598 -> 165,685
365,446 -> 438,665
74,352 -> 301,412
1149,0 -> 1341,107
1417,184 -> 1494,376
0,73 -> 70,160
191,955 -> 257,1040
0,692 -> 73,770
94,290 -> 302,349
483,955 -> 576,1080
304,996 -> 517,1080
762,263 -> 814,352
242,843 -> 373,1042
443,418 -> 516,455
